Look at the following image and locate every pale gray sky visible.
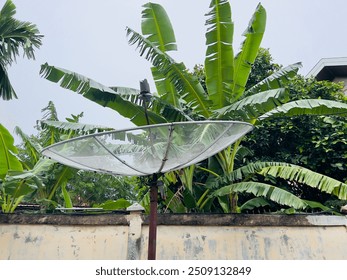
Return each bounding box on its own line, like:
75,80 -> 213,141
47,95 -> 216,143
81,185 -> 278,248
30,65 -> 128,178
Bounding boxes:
1,0 -> 347,142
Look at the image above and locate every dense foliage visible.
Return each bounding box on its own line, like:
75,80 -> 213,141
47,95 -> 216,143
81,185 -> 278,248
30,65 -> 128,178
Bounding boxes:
2,0 -> 347,214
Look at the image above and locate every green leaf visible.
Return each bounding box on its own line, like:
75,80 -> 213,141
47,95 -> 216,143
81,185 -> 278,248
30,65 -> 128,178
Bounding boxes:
246,62 -> 302,95
40,63 -> 167,126
240,197 -> 270,211
126,27 -> 212,118
47,165 -> 75,200
232,3 -> 266,101
204,0 -> 234,109
141,2 -> 177,52
151,95 -> 193,122
302,199 -> 337,213
140,3 -> 181,108
259,165 -> 347,200
0,124 -> 23,178
61,181 -> 73,208
162,187 -> 187,213
259,99 -> 347,120
41,120 -> 113,135
151,67 -> 182,111
0,63 -> 17,100
95,198 -> 131,210
208,161 -> 292,189
212,181 -> 307,209
0,0 -> 42,63
2,179 -> 36,198
215,88 -> 289,121
14,126 -> 42,167
0,0 -> 42,100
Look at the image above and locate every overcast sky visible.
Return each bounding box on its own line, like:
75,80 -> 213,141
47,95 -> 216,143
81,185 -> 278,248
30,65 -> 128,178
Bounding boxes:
1,0 -> 347,143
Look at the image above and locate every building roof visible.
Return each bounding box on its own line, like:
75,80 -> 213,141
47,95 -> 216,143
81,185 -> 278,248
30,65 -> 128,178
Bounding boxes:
306,57 -> 347,81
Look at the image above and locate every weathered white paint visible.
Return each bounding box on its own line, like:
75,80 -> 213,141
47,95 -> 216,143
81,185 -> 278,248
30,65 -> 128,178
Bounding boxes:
1,213 -> 347,260
0,224 -> 128,260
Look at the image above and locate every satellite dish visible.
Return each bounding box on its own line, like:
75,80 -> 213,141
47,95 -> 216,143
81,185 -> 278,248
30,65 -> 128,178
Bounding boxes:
42,121 -> 253,176
42,120 -> 253,260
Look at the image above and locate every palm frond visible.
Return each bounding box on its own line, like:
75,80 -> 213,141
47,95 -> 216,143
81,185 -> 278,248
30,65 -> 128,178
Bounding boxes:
0,0 -> 42,65
0,62 -> 16,100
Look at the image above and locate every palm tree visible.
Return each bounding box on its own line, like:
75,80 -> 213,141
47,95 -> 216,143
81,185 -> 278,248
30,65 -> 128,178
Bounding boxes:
0,0 -> 42,100
40,1 -> 347,212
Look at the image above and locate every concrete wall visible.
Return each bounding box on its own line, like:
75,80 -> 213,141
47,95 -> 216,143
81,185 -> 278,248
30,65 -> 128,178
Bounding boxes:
1,212 -> 347,260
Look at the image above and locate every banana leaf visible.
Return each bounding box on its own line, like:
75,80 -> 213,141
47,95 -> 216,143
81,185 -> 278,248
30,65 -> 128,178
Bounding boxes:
259,165 -> 347,200
204,0 -> 234,109
14,126 -> 42,167
240,197 -> 270,211
151,67 -> 182,110
141,3 -> 181,109
40,120 -> 113,134
215,88 -> 289,121
126,27 -> 212,118
94,198 -> 131,210
40,63 -> 167,126
207,161 -> 292,189
245,62 -> 302,95
212,181 -> 307,209
151,95 -> 192,122
61,181 -> 73,208
141,2 -> 177,52
232,3 -> 266,101
259,99 -> 347,120
0,124 -> 23,179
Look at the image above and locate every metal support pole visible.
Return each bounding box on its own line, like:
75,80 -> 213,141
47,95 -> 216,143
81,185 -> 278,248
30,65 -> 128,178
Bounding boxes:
148,177 -> 158,260
139,79 -> 158,260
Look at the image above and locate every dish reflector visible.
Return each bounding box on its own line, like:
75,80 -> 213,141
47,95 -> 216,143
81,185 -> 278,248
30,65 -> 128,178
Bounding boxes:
42,121 -> 253,176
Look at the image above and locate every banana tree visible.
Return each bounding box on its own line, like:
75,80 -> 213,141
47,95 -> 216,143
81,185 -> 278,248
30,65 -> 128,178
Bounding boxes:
0,124 -> 27,212
40,1 -> 347,212
13,102 -> 114,208
0,124 -> 23,178
209,161 -> 347,214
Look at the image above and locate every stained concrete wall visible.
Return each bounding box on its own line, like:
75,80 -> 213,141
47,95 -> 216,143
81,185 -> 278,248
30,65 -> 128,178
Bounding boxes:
1,212 -> 347,260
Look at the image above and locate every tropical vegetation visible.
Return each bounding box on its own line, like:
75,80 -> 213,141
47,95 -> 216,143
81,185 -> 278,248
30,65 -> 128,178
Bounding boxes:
1,0 -> 347,214
0,0 -> 42,100
39,0 -> 347,214
0,0 -> 42,212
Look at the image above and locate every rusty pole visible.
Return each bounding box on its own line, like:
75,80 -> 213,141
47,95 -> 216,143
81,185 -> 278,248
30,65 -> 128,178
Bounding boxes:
148,176 -> 158,260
